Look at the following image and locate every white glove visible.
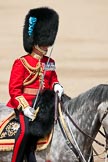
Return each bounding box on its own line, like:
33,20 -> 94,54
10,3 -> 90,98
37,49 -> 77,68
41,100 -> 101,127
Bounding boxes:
23,106 -> 35,120
54,84 -> 64,99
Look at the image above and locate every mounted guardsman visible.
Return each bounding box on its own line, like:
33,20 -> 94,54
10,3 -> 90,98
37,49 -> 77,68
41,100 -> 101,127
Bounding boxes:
6,7 -> 64,162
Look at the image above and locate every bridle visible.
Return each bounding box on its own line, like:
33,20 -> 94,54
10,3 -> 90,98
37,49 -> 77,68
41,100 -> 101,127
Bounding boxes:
55,92 -> 108,161
64,104 -> 105,147
64,104 -> 108,161
100,107 -> 108,123
99,105 -> 108,151
100,107 -> 108,160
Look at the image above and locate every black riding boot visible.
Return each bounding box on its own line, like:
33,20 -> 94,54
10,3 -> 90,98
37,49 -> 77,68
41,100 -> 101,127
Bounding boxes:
25,136 -> 37,162
26,150 -> 37,162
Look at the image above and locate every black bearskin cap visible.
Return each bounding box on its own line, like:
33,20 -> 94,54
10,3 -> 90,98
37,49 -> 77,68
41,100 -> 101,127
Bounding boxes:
23,7 -> 59,53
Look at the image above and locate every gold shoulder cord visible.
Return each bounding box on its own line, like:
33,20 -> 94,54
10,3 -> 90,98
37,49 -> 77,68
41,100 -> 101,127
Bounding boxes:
20,57 -> 43,86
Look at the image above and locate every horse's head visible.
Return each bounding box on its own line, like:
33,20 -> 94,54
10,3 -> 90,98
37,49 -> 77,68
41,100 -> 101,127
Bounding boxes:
98,101 -> 108,149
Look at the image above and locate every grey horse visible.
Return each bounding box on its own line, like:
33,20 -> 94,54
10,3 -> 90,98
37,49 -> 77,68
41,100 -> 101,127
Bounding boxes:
0,84 -> 108,162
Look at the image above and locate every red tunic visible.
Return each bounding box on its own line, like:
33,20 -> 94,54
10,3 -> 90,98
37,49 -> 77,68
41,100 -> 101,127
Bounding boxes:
7,54 -> 59,109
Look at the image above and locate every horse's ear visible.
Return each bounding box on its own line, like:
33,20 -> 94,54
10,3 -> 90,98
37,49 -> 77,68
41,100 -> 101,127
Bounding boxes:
61,93 -> 71,104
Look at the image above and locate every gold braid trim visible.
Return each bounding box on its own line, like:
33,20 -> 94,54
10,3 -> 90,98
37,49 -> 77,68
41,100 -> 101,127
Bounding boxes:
16,96 -> 29,109
20,57 -> 43,86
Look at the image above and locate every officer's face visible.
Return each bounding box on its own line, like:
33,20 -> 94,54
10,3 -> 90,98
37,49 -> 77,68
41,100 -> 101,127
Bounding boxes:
39,46 -> 48,52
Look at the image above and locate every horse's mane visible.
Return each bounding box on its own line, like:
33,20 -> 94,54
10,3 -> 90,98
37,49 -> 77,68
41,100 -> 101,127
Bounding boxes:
77,84 -> 108,105
62,84 -> 108,114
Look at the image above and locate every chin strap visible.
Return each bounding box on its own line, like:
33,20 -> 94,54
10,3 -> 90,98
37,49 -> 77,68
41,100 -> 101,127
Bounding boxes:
34,45 -> 47,55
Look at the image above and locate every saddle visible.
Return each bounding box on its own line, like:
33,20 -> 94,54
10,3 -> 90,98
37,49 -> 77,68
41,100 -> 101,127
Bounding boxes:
0,112 -> 53,151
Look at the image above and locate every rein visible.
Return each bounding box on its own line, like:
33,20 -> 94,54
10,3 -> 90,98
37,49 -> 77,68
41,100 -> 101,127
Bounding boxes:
57,116 -> 82,161
55,94 -> 108,162
65,107 -> 108,161
63,104 -> 105,147
60,100 -> 108,161
55,93 -> 86,162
